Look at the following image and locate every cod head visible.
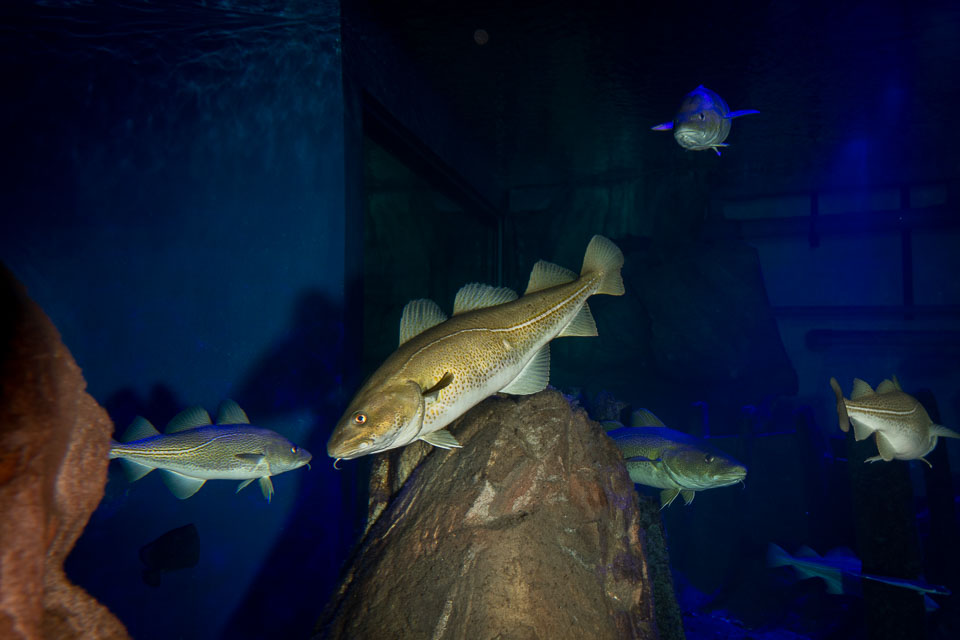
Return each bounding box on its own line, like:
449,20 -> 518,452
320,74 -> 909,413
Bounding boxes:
663,446 -> 747,491
327,380 -> 426,461
261,432 -> 313,474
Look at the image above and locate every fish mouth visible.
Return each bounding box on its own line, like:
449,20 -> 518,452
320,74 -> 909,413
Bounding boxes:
327,434 -> 385,460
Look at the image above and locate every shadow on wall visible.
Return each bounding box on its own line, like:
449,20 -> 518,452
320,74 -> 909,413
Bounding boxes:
66,290 -> 367,640
223,290 -> 371,639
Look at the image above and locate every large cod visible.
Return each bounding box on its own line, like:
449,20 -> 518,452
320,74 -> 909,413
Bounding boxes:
327,235 -> 625,461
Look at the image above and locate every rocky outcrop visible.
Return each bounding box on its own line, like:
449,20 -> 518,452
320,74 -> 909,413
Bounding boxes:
318,389 -> 676,639
0,264 -> 129,640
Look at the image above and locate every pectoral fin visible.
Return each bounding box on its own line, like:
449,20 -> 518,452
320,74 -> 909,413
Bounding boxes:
874,432 -> 896,462
161,471 -> 206,499
259,476 -> 274,503
421,428 -> 462,450
727,109 -> 760,118
422,372 -> 454,399
931,424 -> 960,439
236,453 -> 265,464
651,122 -> 674,131
660,488 -> 680,509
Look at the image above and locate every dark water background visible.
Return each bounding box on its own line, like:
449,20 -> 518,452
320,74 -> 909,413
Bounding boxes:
2,1 -> 959,638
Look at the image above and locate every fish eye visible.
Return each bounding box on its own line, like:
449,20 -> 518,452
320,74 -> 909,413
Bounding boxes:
291,445 -> 298,454
353,412 -> 367,425
704,454 -> 714,463
698,113 -> 705,120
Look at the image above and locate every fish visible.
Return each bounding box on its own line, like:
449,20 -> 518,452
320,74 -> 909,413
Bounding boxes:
139,523 -> 200,587
606,409 -> 747,508
327,235 -> 625,461
829,376 -> 959,468
651,85 -> 759,155
109,399 -> 312,502
767,543 -> 950,609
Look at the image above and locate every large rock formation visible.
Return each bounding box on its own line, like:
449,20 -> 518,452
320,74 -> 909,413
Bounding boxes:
317,389 -> 679,639
0,264 -> 129,639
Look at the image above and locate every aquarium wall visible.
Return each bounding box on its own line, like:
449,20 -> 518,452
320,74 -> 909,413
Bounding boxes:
1,2 -> 361,639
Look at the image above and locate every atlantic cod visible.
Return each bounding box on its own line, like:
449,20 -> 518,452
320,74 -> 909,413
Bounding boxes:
109,400 -> 312,502
652,85 -> 759,155
767,543 -> 950,609
606,409 -> 747,508
327,235 -> 625,460
829,376 -> 959,467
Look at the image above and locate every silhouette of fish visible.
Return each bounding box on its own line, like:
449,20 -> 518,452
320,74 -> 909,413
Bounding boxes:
139,523 -> 200,587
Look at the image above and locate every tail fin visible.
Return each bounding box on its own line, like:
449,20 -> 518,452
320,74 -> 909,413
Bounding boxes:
829,378 -> 850,433
767,543 -> 792,568
581,235 -> 624,296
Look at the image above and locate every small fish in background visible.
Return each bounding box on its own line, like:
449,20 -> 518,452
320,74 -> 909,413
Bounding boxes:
829,376 -> 959,467
606,409 -> 747,508
109,399 -> 312,502
651,85 -> 759,155
139,523 -> 200,587
767,543 -> 950,610
327,235 -> 624,461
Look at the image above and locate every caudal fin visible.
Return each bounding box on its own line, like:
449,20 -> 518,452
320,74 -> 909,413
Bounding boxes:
829,377 -> 850,433
581,235 -> 624,296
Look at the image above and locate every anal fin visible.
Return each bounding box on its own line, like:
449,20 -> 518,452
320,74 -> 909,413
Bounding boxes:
118,458 -> 155,482
500,344 -> 550,395
874,432 -> 896,462
161,471 -> 206,499
558,303 -> 597,337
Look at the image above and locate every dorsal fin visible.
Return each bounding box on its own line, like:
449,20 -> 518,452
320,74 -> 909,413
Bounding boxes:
452,283 -> 518,315
851,378 -> 874,400
399,299 -> 448,346
524,260 -> 577,295
875,379 -> 897,394
120,416 -> 160,443
216,399 -> 250,425
166,406 -> 213,433
796,545 -> 821,558
631,409 -> 666,427
891,374 -> 902,391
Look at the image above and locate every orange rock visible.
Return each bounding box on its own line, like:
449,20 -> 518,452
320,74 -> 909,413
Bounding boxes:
0,264 -> 129,640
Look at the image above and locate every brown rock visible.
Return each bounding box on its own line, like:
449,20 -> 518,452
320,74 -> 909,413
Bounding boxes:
318,389 -> 669,639
0,264 -> 129,640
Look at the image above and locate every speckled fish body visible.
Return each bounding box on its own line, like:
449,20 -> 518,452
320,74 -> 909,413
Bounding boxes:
109,400 -> 311,501
830,376 -> 960,467
327,235 -> 625,460
651,85 -> 758,154
607,409 -> 747,508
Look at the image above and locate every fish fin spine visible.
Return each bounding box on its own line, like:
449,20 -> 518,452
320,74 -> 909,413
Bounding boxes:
120,416 -> 160,443
216,399 -> 250,425
499,344 -> 550,395
557,302 -> 597,337
166,406 -> 213,433
631,409 -> 666,428
452,283 -> 518,315
399,299 -> 448,346
581,235 -> 624,296
524,261 -> 577,295
420,428 -> 462,449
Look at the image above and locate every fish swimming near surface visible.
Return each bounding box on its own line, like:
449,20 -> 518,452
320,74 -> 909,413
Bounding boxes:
139,523 -> 200,587
327,235 -> 625,461
606,409 -> 747,508
829,376 -> 959,468
109,400 -> 312,502
767,543 -> 950,609
652,85 -> 759,155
